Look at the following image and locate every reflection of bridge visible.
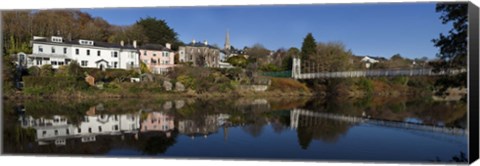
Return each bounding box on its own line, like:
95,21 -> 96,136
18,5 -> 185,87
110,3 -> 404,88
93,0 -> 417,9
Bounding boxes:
290,109 -> 467,135
291,58 -> 466,79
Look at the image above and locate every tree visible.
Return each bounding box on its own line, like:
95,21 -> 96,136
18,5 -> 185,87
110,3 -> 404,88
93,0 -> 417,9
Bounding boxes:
314,42 -> 353,72
301,33 -> 317,61
245,43 -> 270,66
431,3 -> 468,94
135,17 -> 179,49
108,24 -> 148,45
287,47 -> 300,57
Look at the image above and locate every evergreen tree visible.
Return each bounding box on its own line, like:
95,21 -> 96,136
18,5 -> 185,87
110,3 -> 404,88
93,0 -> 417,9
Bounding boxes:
135,17 -> 180,50
300,33 -> 317,61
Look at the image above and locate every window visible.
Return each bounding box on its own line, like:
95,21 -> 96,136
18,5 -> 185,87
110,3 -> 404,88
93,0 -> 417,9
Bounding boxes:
97,50 -> 101,56
51,61 -> 57,65
39,46 -> 43,53
113,62 -> 118,68
166,61 -> 170,64
87,50 -> 90,56
113,52 -> 118,58
75,49 -> 79,55
58,62 -> 64,66
54,130 -> 58,135
98,126 -> 102,132
81,61 -> 88,67
66,129 -> 70,135
64,48 -> 67,54
52,47 -> 55,53
144,51 -> 147,56
78,128 -> 81,133
114,125 -> 119,131
153,53 -> 156,57
36,59 -> 42,65
42,131 -> 47,136
88,128 -> 92,133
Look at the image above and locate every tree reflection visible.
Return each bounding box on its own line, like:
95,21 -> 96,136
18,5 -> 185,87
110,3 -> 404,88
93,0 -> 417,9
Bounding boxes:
295,115 -> 353,149
139,131 -> 177,155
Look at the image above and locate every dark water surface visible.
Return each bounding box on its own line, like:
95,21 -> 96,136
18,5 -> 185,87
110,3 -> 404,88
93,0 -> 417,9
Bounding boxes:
2,96 -> 468,163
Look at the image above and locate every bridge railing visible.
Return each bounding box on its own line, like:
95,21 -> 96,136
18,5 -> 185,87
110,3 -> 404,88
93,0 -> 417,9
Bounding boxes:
293,68 -> 465,79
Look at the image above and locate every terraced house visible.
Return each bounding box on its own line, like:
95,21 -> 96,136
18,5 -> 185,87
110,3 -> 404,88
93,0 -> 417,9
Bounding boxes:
138,43 -> 175,74
27,36 -> 140,70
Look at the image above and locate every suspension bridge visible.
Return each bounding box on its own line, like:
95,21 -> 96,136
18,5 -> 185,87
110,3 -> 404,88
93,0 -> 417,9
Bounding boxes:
263,58 -> 466,79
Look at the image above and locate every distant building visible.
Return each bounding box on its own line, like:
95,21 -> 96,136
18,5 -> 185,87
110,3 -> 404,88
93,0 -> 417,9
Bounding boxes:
27,36 -> 140,70
361,56 -> 381,68
178,40 -> 220,67
138,43 -> 175,74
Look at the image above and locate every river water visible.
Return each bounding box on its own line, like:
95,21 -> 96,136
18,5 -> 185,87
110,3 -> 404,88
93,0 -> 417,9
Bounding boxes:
2,96 -> 468,163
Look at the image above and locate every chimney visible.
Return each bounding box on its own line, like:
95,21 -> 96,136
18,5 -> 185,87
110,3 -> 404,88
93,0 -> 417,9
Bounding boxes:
204,40 -> 208,46
133,40 -> 137,48
120,40 -> 124,47
166,43 -> 171,49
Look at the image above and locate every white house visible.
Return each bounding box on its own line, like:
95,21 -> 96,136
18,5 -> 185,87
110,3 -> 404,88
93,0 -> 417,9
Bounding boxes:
27,36 -> 140,70
361,56 -> 380,68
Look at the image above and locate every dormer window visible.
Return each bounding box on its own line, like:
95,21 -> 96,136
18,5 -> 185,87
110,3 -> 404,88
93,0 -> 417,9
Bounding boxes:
51,36 -> 63,43
79,40 -> 94,45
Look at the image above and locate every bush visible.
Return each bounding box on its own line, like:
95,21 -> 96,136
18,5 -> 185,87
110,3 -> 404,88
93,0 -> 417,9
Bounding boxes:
27,66 -> 40,76
176,75 -> 196,90
269,78 -> 310,92
23,76 -> 90,95
356,78 -> 374,94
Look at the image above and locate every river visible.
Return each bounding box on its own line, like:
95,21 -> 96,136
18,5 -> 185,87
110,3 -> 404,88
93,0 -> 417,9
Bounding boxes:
2,96 -> 468,163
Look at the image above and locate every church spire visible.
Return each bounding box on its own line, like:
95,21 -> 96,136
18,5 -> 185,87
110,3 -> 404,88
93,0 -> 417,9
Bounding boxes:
224,29 -> 231,50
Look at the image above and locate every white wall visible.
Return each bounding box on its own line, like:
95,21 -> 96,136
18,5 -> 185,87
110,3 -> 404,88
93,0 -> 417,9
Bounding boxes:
29,40 -> 140,70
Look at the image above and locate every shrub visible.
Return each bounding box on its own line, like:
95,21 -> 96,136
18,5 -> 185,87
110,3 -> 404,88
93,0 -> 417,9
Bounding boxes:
269,78 -> 310,92
27,66 -> 41,76
23,76 -> 90,95
356,78 -> 374,94
176,75 -> 196,90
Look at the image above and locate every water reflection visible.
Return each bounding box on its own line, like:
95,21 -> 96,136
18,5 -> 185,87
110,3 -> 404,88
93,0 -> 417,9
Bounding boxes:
3,96 -> 468,162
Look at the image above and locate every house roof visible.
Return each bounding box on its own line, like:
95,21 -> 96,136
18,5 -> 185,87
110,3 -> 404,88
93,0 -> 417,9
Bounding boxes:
139,44 -> 172,52
184,42 -> 219,49
32,37 -> 137,50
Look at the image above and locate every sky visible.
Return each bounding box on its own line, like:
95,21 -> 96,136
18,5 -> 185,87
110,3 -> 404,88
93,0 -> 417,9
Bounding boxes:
82,2 -> 451,59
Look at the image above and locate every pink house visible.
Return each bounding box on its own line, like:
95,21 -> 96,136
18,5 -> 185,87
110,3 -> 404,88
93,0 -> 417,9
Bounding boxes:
140,112 -> 175,133
139,43 -> 175,74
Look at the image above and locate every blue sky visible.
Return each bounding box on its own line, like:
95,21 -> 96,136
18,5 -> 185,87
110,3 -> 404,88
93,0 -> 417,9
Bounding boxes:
83,3 -> 450,59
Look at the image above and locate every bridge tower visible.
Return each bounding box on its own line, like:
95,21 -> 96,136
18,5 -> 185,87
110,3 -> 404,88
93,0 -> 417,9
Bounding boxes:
292,57 -> 301,79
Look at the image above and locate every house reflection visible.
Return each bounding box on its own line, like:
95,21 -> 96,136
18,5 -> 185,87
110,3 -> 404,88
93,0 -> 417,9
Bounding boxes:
140,112 -> 175,137
178,114 -> 230,139
19,106 -> 141,146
